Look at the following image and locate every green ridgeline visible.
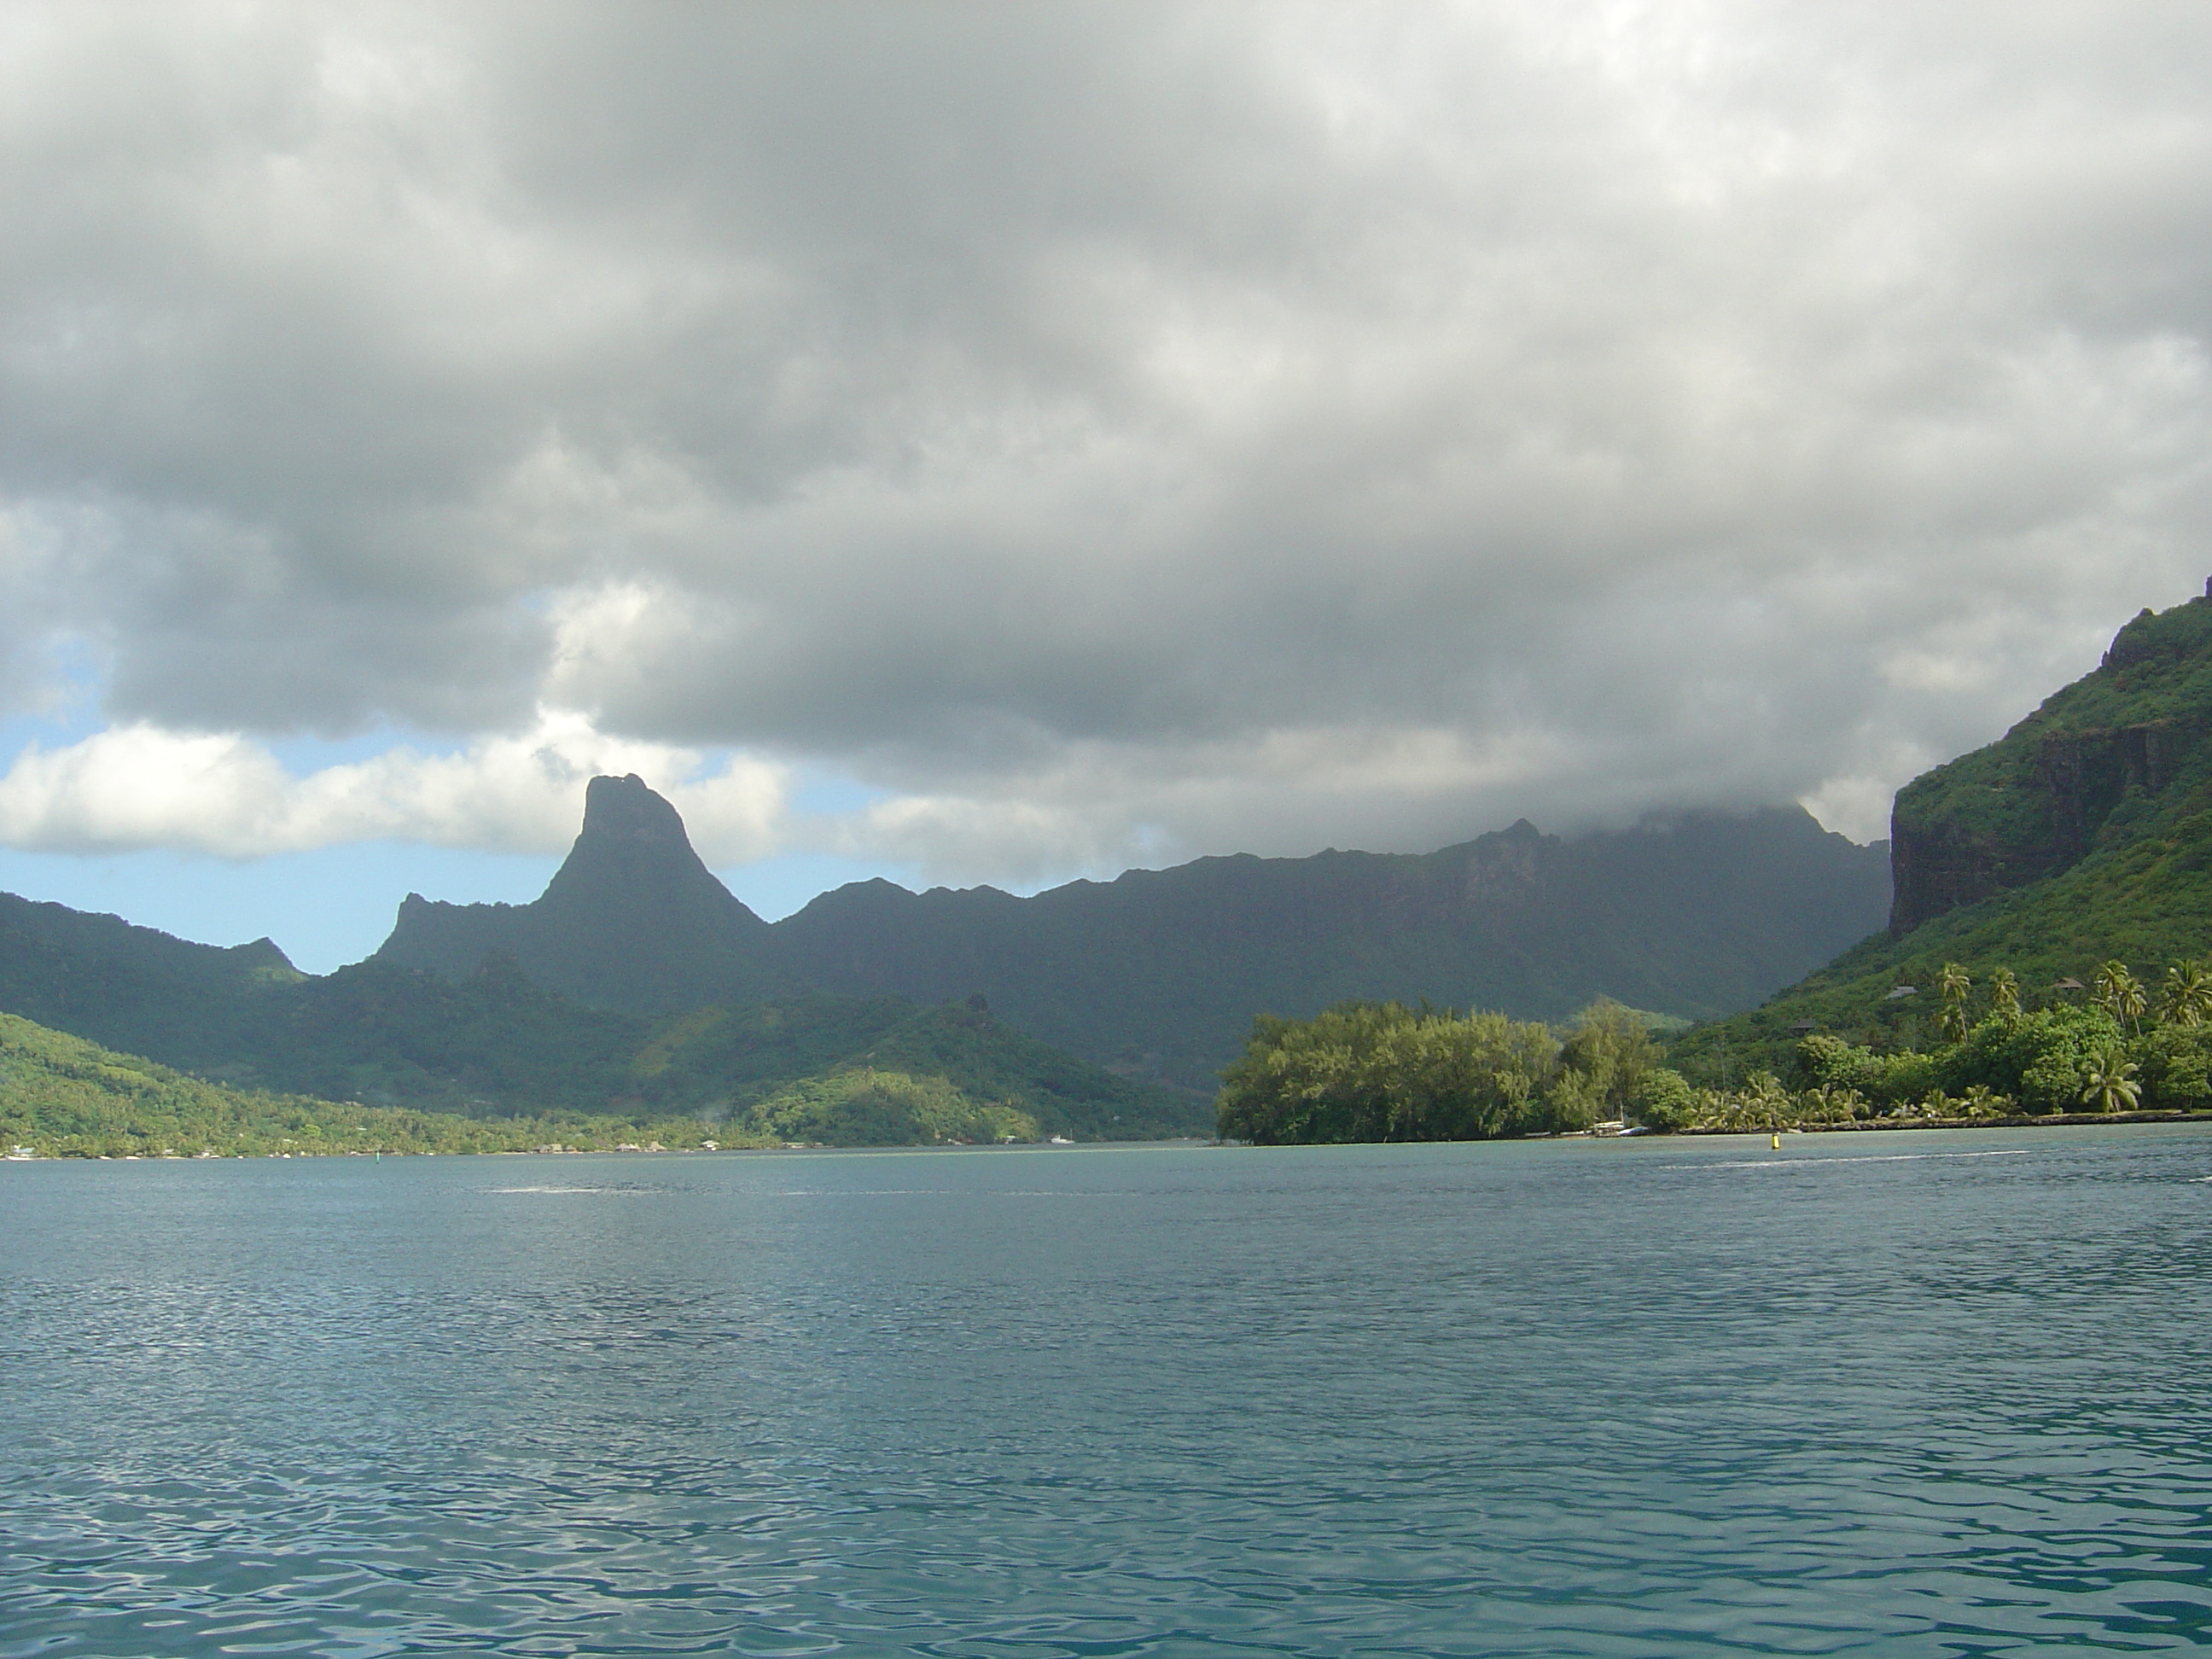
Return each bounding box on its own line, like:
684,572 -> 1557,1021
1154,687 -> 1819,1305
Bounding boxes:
1674,590 -> 2212,1088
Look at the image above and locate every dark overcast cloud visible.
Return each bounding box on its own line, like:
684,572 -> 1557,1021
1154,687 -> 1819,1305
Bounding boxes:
2,3 -> 2209,875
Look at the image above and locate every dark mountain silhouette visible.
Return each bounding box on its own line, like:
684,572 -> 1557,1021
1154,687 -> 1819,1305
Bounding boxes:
0,767 -> 1893,1126
0,886 -> 1194,1138
773,809 -> 1891,1089
375,780 -> 1889,1091
377,772 -> 792,1010
0,777 -> 1196,1135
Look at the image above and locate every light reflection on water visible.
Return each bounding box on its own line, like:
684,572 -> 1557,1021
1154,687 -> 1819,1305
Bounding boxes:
3,1127 -> 2212,1656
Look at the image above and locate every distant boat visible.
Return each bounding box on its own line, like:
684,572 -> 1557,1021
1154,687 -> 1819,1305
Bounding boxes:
1048,1136 -> 1075,1145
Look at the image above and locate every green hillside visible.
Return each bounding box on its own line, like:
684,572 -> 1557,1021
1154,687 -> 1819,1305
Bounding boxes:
625,991 -> 1192,1138
0,1009 -> 720,1158
0,989 -> 1199,1157
1674,590 -> 2212,1087
0,889 -> 306,1059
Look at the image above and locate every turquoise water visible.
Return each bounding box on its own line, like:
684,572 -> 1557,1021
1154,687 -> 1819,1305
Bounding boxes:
3,1128 -> 2211,1656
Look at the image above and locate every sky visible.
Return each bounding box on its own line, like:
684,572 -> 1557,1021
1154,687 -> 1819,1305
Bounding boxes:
2,3 -> 2209,972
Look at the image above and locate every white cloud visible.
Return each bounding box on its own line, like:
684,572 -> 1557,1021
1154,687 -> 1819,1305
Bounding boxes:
0,709 -> 789,861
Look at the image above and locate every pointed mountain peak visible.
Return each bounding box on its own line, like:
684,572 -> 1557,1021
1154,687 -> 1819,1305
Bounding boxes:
372,774 -> 783,1010
579,772 -> 687,843
540,774 -> 760,927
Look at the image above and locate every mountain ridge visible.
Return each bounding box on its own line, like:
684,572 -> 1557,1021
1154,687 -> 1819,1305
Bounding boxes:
772,807 -> 1889,1088
375,783 -> 1890,1089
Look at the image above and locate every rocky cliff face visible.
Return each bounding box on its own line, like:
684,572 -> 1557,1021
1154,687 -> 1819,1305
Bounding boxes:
1888,590 -> 2212,934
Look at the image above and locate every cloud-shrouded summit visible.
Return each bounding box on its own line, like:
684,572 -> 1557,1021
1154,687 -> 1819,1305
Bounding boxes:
3,3 -> 2211,884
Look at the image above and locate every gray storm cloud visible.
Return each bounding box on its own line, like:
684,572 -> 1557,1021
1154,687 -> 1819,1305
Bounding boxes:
2,2 -> 2209,874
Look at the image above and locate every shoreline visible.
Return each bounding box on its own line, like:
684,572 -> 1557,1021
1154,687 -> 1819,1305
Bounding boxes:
1676,1109 -> 2212,1136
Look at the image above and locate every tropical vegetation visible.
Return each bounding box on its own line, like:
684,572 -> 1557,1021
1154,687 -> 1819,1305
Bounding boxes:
1215,958 -> 2212,1142
1655,958 -> 2212,1132
1215,998 -> 1661,1144
0,1010 -> 744,1158
742,1069 -> 1039,1146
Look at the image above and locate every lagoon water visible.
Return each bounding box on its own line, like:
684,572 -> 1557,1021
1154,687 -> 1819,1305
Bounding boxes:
4,1128 -> 2212,1656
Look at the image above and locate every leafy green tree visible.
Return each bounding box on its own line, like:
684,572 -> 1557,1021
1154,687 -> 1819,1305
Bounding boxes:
1215,1002 -> 1563,1144
1943,1004 -> 2125,1113
2081,1049 -> 2142,1114
1557,998 -> 1660,1120
2133,1023 -> 2212,1108
1796,1033 -> 1945,1109
1627,1067 -> 1693,1132
1796,1033 -> 1881,1093
1540,1065 -> 1604,1134
1875,1050 -> 1942,1105
2160,960 -> 2212,1028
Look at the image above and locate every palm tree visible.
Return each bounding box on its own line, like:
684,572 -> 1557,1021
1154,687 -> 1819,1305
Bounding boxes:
1938,963 -> 1971,1044
1989,967 -> 2022,1026
1959,1084 -> 2011,1119
1743,1071 -> 1792,1131
2093,960 -> 2147,1036
1801,1085 -> 1856,1125
2081,1049 -> 2142,1115
2161,960 -> 2212,1028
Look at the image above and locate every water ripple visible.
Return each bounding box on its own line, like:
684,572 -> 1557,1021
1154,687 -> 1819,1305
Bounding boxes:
4,1128 -> 2212,1654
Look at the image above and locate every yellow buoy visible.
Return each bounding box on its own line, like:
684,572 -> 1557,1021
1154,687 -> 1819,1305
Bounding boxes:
1770,1132 -> 1781,1150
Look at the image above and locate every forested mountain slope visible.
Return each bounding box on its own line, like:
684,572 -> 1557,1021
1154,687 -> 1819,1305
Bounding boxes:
0,1008 -> 699,1158
1676,587 -> 2212,1079
0,890 -> 304,1057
